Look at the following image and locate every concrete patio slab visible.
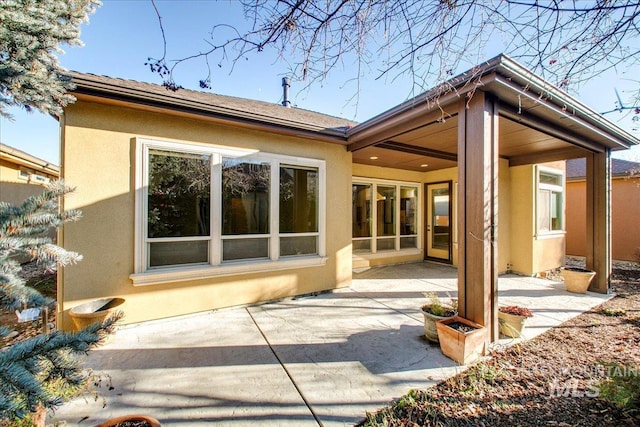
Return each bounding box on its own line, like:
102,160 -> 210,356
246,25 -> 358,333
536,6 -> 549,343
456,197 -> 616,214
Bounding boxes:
50,262 -> 612,426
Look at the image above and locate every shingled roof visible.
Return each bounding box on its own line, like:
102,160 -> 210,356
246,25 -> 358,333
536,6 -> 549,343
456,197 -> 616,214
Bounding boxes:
68,72 -> 356,140
566,157 -> 640,179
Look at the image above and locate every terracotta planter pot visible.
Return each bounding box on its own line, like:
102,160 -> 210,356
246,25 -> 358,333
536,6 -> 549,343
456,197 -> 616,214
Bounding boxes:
94,414 -> 161,427
69,297 -> 125,331
498,311 -> 528,338
561,267 -> 596,294
436,316 -> 486,365
421,307 -> 456,343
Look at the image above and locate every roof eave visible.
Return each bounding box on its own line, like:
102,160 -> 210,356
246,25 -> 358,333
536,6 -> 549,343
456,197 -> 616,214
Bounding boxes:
348,54 -> 639,151
68,74 -> 350,144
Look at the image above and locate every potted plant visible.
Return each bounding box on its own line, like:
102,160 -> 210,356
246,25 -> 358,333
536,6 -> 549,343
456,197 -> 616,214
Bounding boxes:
95,414 -> 161,427
498,305 -> 533,338
420,292 -> 457,343
436,316 -> 486,365
561,267 -> 597,294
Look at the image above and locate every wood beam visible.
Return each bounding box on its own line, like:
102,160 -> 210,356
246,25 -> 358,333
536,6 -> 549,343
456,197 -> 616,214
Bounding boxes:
457,91 -> 499,343
585,151 -> 611,293
375,141 -> 458,161
508,146 -> 589,167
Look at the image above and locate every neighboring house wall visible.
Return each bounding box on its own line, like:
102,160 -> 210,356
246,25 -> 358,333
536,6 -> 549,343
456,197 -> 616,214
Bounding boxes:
59,100 -> 353,329
0,144 -> 59,206
567,175 -> 640,261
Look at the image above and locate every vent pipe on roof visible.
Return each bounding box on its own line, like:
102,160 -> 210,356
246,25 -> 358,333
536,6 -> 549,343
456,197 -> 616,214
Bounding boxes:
282,77 -> 291,108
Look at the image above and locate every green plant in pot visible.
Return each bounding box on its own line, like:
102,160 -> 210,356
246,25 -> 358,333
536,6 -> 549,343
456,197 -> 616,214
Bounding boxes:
421,292 -> 457,343
498,305 -> 533,338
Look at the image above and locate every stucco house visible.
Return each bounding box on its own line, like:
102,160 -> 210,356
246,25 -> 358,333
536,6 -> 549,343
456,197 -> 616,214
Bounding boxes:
57,55 -> 638,343
566,157 -> 640,261
0,143 -> 59,206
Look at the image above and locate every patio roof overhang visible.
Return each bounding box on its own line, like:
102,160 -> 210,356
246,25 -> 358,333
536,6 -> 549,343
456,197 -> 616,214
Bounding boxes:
347,55 -> 639,172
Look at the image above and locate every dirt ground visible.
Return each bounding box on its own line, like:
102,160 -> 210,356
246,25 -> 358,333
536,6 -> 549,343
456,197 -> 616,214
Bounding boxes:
360,260 -> 640,426
0,262 -> 57,348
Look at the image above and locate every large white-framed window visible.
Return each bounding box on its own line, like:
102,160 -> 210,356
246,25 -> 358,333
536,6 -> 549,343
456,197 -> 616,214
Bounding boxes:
132,137 -> 326,285
352,178 -> 420,254
536,166 -> 565,236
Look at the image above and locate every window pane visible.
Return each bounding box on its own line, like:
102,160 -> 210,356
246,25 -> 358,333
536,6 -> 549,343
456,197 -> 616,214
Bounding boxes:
280,166 -> 318,233
400,236 -> 417,249
222,238 -> 269,261
377,238 -> 395,251
353,240 -> 371,253
280,236 -> 317,256
377,186 -> 396,237
352,184 -> 372,238
400,186 -> 418,235
149,241 -> 208,267
551,191 -> 563,231
538,189 -> 551,231
432,187 -> 450,250
148,150 -> 210,238
222,158 -> 270,235
540,171 -> 562,186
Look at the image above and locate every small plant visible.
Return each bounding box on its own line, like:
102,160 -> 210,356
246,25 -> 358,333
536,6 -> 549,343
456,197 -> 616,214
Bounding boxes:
421,292 -> 457,317
598,363 -> 640,415
498,305 -> 533,318
601,307 -> 627,317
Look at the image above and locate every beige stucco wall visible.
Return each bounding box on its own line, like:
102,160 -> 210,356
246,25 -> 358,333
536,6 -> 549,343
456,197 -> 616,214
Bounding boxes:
59,100 -> 353,329
509,162 -> 566,275
567,176 -> 640,261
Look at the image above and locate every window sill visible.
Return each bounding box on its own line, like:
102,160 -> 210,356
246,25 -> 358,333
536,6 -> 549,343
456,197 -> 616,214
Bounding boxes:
353,248 -> 422,260
130,256 -> 327,286
535,231 -> 566,240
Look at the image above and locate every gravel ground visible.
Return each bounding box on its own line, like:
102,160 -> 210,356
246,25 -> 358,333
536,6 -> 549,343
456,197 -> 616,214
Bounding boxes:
359,261 -> 640,427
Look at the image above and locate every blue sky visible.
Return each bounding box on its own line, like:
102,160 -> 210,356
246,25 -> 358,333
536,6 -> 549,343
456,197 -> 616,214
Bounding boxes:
1,0 -> 639,165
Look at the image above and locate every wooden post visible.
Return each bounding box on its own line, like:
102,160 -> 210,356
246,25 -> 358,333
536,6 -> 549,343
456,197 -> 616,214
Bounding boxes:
457,91 -> 499,342
585,151 -> 611,293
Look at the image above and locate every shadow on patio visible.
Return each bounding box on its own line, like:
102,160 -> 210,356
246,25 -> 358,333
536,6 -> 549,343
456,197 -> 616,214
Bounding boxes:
50,261 -> 611,427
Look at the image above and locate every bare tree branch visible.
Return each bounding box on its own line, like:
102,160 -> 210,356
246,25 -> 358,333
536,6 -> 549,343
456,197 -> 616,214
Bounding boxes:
147,0 -> 640,119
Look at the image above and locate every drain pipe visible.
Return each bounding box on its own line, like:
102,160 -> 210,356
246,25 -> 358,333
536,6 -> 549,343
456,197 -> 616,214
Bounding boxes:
282,77 -> 291,108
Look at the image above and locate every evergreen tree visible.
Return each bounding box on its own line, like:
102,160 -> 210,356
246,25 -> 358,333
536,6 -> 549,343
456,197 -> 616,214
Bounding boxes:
0,182 -> 120,425
0,0 -> 101,118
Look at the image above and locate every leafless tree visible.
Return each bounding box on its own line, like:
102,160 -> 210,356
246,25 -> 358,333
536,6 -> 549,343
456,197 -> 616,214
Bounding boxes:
148,0 -> 640,116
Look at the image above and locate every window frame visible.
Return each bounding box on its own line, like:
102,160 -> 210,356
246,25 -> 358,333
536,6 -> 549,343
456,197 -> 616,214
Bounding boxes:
351,177 -> 421,255
535,165 -> 565,237
132,137 -> 327,286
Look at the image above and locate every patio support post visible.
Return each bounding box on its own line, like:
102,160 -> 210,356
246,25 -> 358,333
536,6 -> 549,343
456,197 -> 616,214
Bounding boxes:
585,150 -> 611,293
457,91 -> 499,342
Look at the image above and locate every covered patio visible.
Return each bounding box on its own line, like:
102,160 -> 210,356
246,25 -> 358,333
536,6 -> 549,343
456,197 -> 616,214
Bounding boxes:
51,262 -> 610,426
348,55 -> 638,342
